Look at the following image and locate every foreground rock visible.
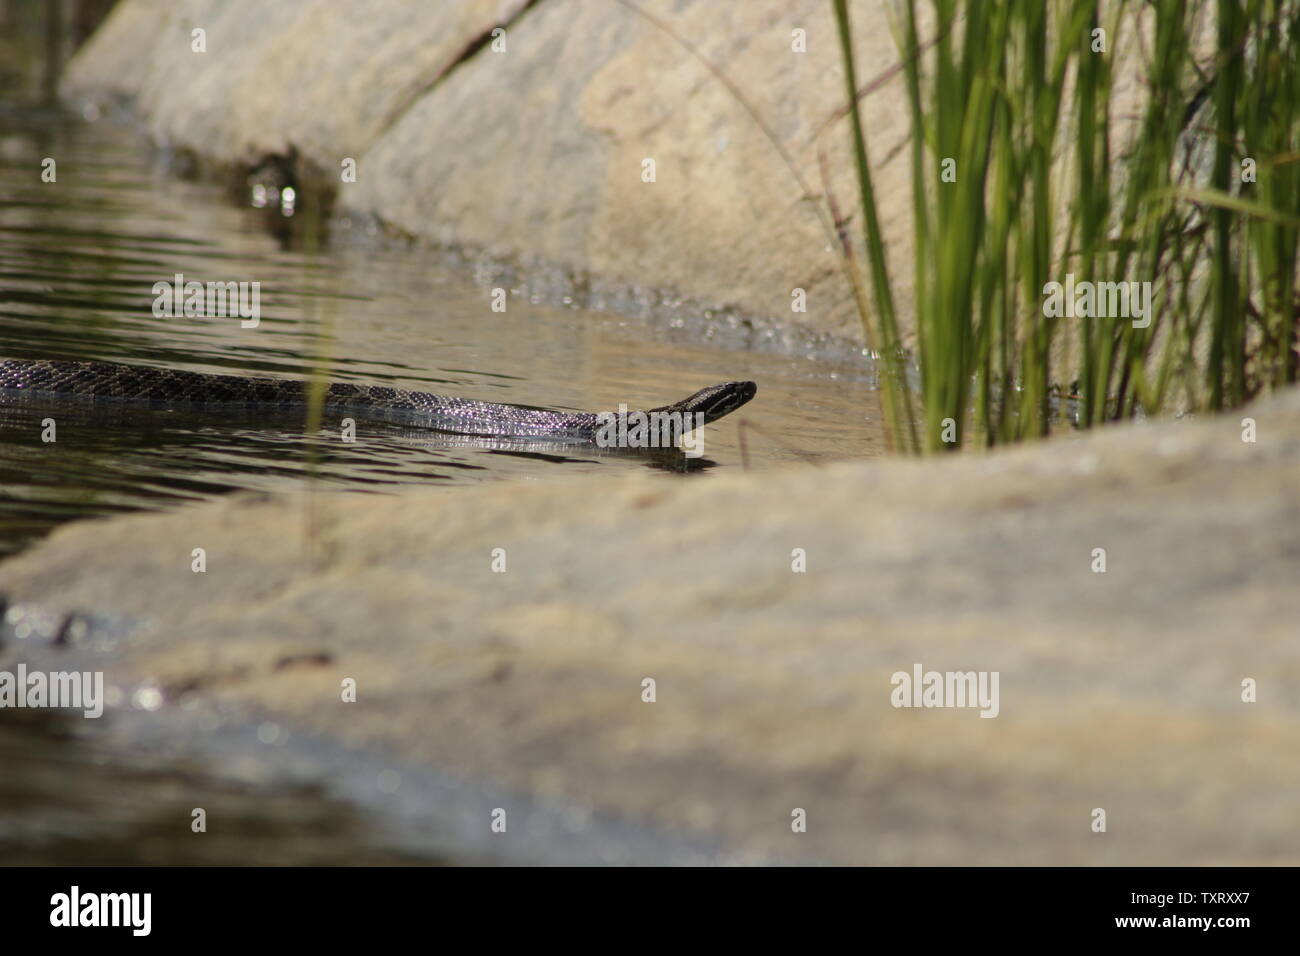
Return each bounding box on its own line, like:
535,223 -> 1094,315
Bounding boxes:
3,391 -> 1298,864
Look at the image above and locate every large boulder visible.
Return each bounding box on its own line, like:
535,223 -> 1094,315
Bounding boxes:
61,0 -> 929,346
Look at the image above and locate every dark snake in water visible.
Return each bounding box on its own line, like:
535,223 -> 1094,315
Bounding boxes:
0,359 -> 756,441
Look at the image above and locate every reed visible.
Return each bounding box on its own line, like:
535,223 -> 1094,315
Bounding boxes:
835,0 -> 1300,453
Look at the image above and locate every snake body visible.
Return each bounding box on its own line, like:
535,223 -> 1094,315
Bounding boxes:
0,359 -> 756,440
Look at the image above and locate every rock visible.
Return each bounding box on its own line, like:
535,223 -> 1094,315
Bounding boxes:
60,1 -> 1225,359
61,1 -> 1216,356
3,388 -> 1298,863
59,0 -> 935,346
60,0 -> 531,175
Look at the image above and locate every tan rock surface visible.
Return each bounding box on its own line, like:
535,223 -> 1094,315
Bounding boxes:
60,0 -> 1194,355
4,389 -> 1297,863
60,0 -> 927,344
61,0 -> 531,169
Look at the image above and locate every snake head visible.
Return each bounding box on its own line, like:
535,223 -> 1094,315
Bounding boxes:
668,380 -> 757,425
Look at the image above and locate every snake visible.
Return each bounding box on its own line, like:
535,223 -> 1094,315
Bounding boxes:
0,359 -> 756,440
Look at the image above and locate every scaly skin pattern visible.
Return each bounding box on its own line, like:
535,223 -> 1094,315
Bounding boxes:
0,359 -> 756,440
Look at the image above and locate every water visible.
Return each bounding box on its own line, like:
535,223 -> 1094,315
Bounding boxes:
0,58 -> 885,560
0,707 -> 429,865
0,4 -> 883,863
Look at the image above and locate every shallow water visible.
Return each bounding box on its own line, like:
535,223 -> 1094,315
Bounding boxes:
0,83 -> 885,561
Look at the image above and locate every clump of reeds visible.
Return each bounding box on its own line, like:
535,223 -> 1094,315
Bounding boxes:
833,0 -> 1300,453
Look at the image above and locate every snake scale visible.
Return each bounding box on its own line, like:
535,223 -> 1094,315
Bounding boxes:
0,359 -> 757,440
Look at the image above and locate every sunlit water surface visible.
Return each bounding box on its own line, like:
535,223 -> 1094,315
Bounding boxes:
0,105 -> 885,560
